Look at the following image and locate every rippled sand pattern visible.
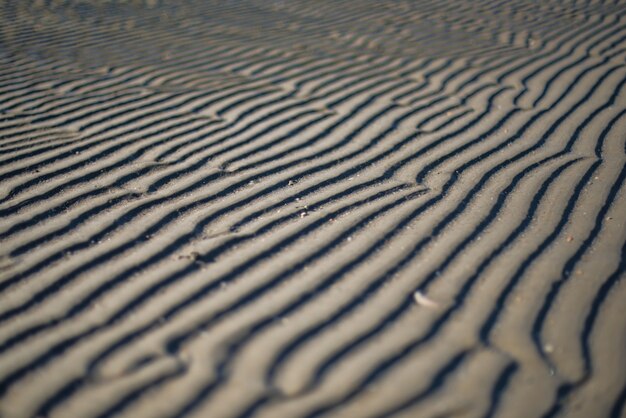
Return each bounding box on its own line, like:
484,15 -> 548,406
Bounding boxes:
1,1 -> 626,417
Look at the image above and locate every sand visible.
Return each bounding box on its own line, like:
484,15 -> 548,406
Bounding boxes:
0,0 -> 625,417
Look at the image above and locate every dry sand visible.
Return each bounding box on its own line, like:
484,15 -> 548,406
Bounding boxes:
0,0 -> 625,417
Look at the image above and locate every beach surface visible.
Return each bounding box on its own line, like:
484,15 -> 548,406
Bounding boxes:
0,1 -> 626,417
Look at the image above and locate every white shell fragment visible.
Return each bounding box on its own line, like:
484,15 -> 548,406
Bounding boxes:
413,291 -> 439,308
